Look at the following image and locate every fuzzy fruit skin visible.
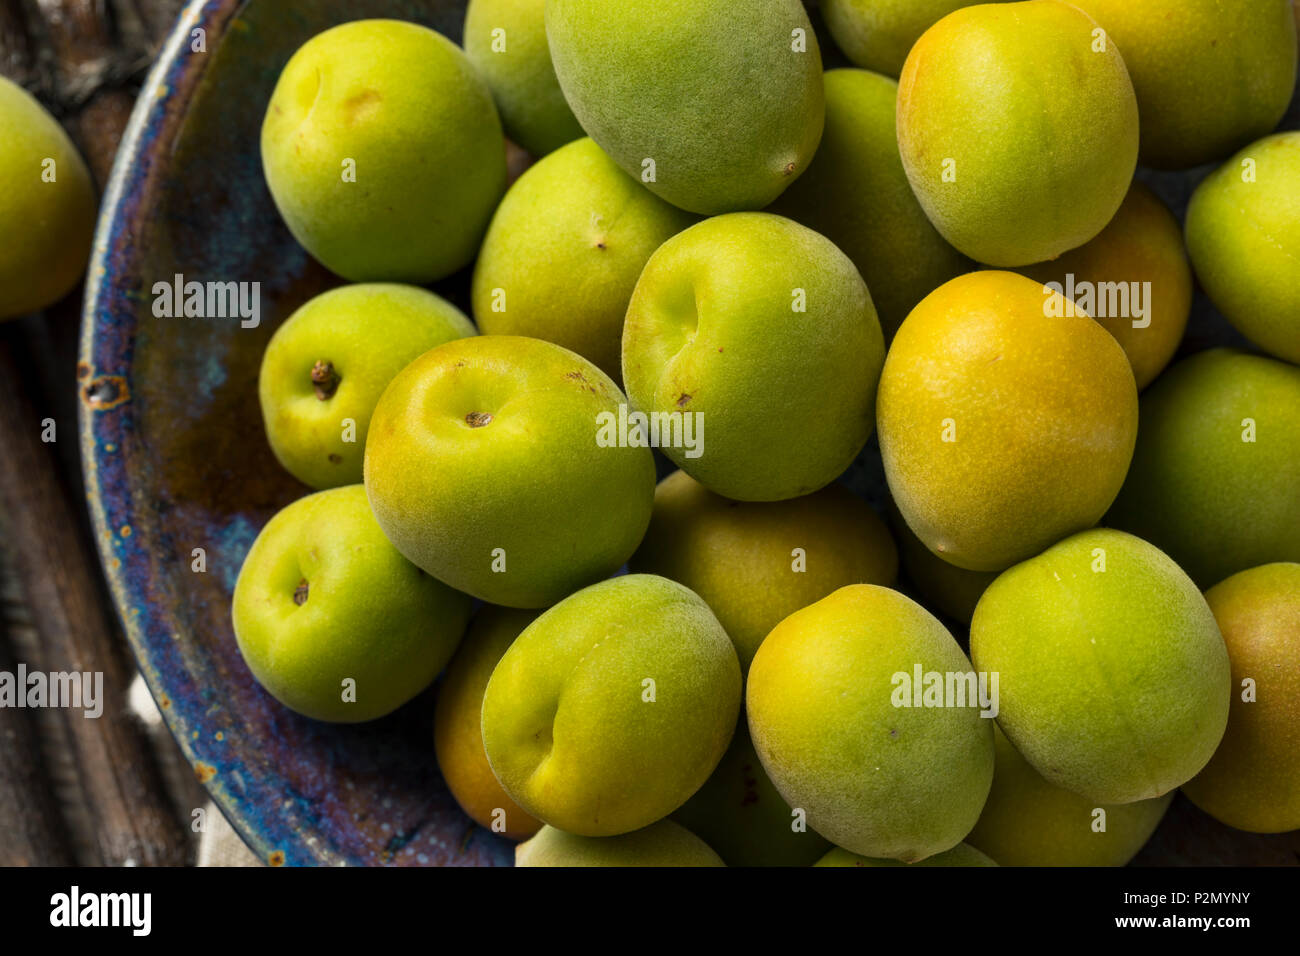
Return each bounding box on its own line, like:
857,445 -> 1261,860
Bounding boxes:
897,0 -> 1138,266
1018,182 -> 1191,390
1185,132 -> 1300,365
463,0 -> 583,156
1106,350 -> 1300,589
364,335 -> 654,608
631,470 -> 897,669
0,76 -> 96,320
231,485 -> 471,723
821,0 -> 987,77
433,605 -> 542,841
545,0 -> 824,215
889,504 -> 995,626
260,20 -> 506,282
966,725 -> 1172,866
815,843 -> 997,867
1071,0 -> 1298,169
971,529 -> 1230,805
481,575 -> 742,837
472,138 -> 695,381
622,213 -> 885,502
259,284 -> 475,490
673,721 -> 832,866
878,271 -> 1138,573
1182,563 -> 1300,833
747,584 -> 994,862
768,69 -> 970,342
515,820 -> 724,867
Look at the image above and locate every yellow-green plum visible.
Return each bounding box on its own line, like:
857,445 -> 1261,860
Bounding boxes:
472,138 -> 695,380
821,0 -> 991,77
1071,0 -> 1297,169
623,213 -> 885,502
747,585 -> 994,862
1106,350 -> 1300,589
259,284 -> 476,489
1018,182 -> 1191,390
364,335 -> 655,608
516,820 -> 724,867
815,844 -> 996,867
463,0 -> 583,156
433,605 -> 542,841
0,75 -> 96,320
878,271 -> 1137,573
261,20 -> 506,282
1185,132 -> 1300,365
768,69 -> 970,341
546,0 -> 824,214
673,721 -> 832,867
966,725 -> 1172,866
897,1 -> 1138,266
1183,563 -> 1300,833
231,485 -> 471,722
481,575 -> 741,836
889,503 -> 995,626
970,529 -> 1230,805
630,470 -> 898,670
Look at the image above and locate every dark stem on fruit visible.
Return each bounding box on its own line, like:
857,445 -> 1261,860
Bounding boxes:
465,412 -> 493,428
294,579 -> 309,605
311,360 -> 340,400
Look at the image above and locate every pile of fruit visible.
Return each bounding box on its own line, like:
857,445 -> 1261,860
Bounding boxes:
20,0 -> 1292,866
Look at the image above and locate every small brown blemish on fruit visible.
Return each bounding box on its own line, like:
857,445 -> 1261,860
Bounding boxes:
311,360 -> 340,400
595,240 -> 606,250
565,371 -> 588,382
676,392 -> 692,407
889,728 -> 899,739
465,411 -> 493,428
194,762 -> 216,784
268,850 -> 285,867
328,453 -> 343,464
83,375 -> 129,410
783,162 -> 796,176
294,579 -> 309,605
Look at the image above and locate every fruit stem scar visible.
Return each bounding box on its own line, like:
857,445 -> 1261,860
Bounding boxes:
311,360 -> 340,400
465,411 -> 494,428
293,579 -> 309,605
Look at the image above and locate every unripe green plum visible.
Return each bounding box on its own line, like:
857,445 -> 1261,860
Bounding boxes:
815,843 -> 996,867
821,0 -> 990,77
231,485 -> 471,722
259,284 -> 475,489
482,575 -> 742,836
970,529 -> 1230,805
546,0 -> 824,214
1185,132 -> 1300,365
748,585 -> 994,862
0,76 -> 96,320
463,0 -> 583,156
472,138 -> 694,380
261,20 -> 506,282
516,820 -> 724,867
1106,350 -> 1300,588
768,68 -> 970,341
623,213 -> 885,502
966,725 -> 1172,866
364,335 -> 655,608
631,470 -> 897,670
897,0 -> 1138,265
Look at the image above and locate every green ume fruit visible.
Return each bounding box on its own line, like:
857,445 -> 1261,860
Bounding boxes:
897,0 -> 1138,265
481,575 -> 742,836
0,76 -> 97,319
623,213 -> 885,502
259,284 -> 475,489
815,844 -> 997,867
970,529 -> 1230,804
364,335 -> 655,608
821,0 -> 990,77
546,0 -> 825,214
261,20 -> 506,282
231,485 -> 471,722
473,138 -> 695,380
463,0 -> 584,156
515,821 -> 725,867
